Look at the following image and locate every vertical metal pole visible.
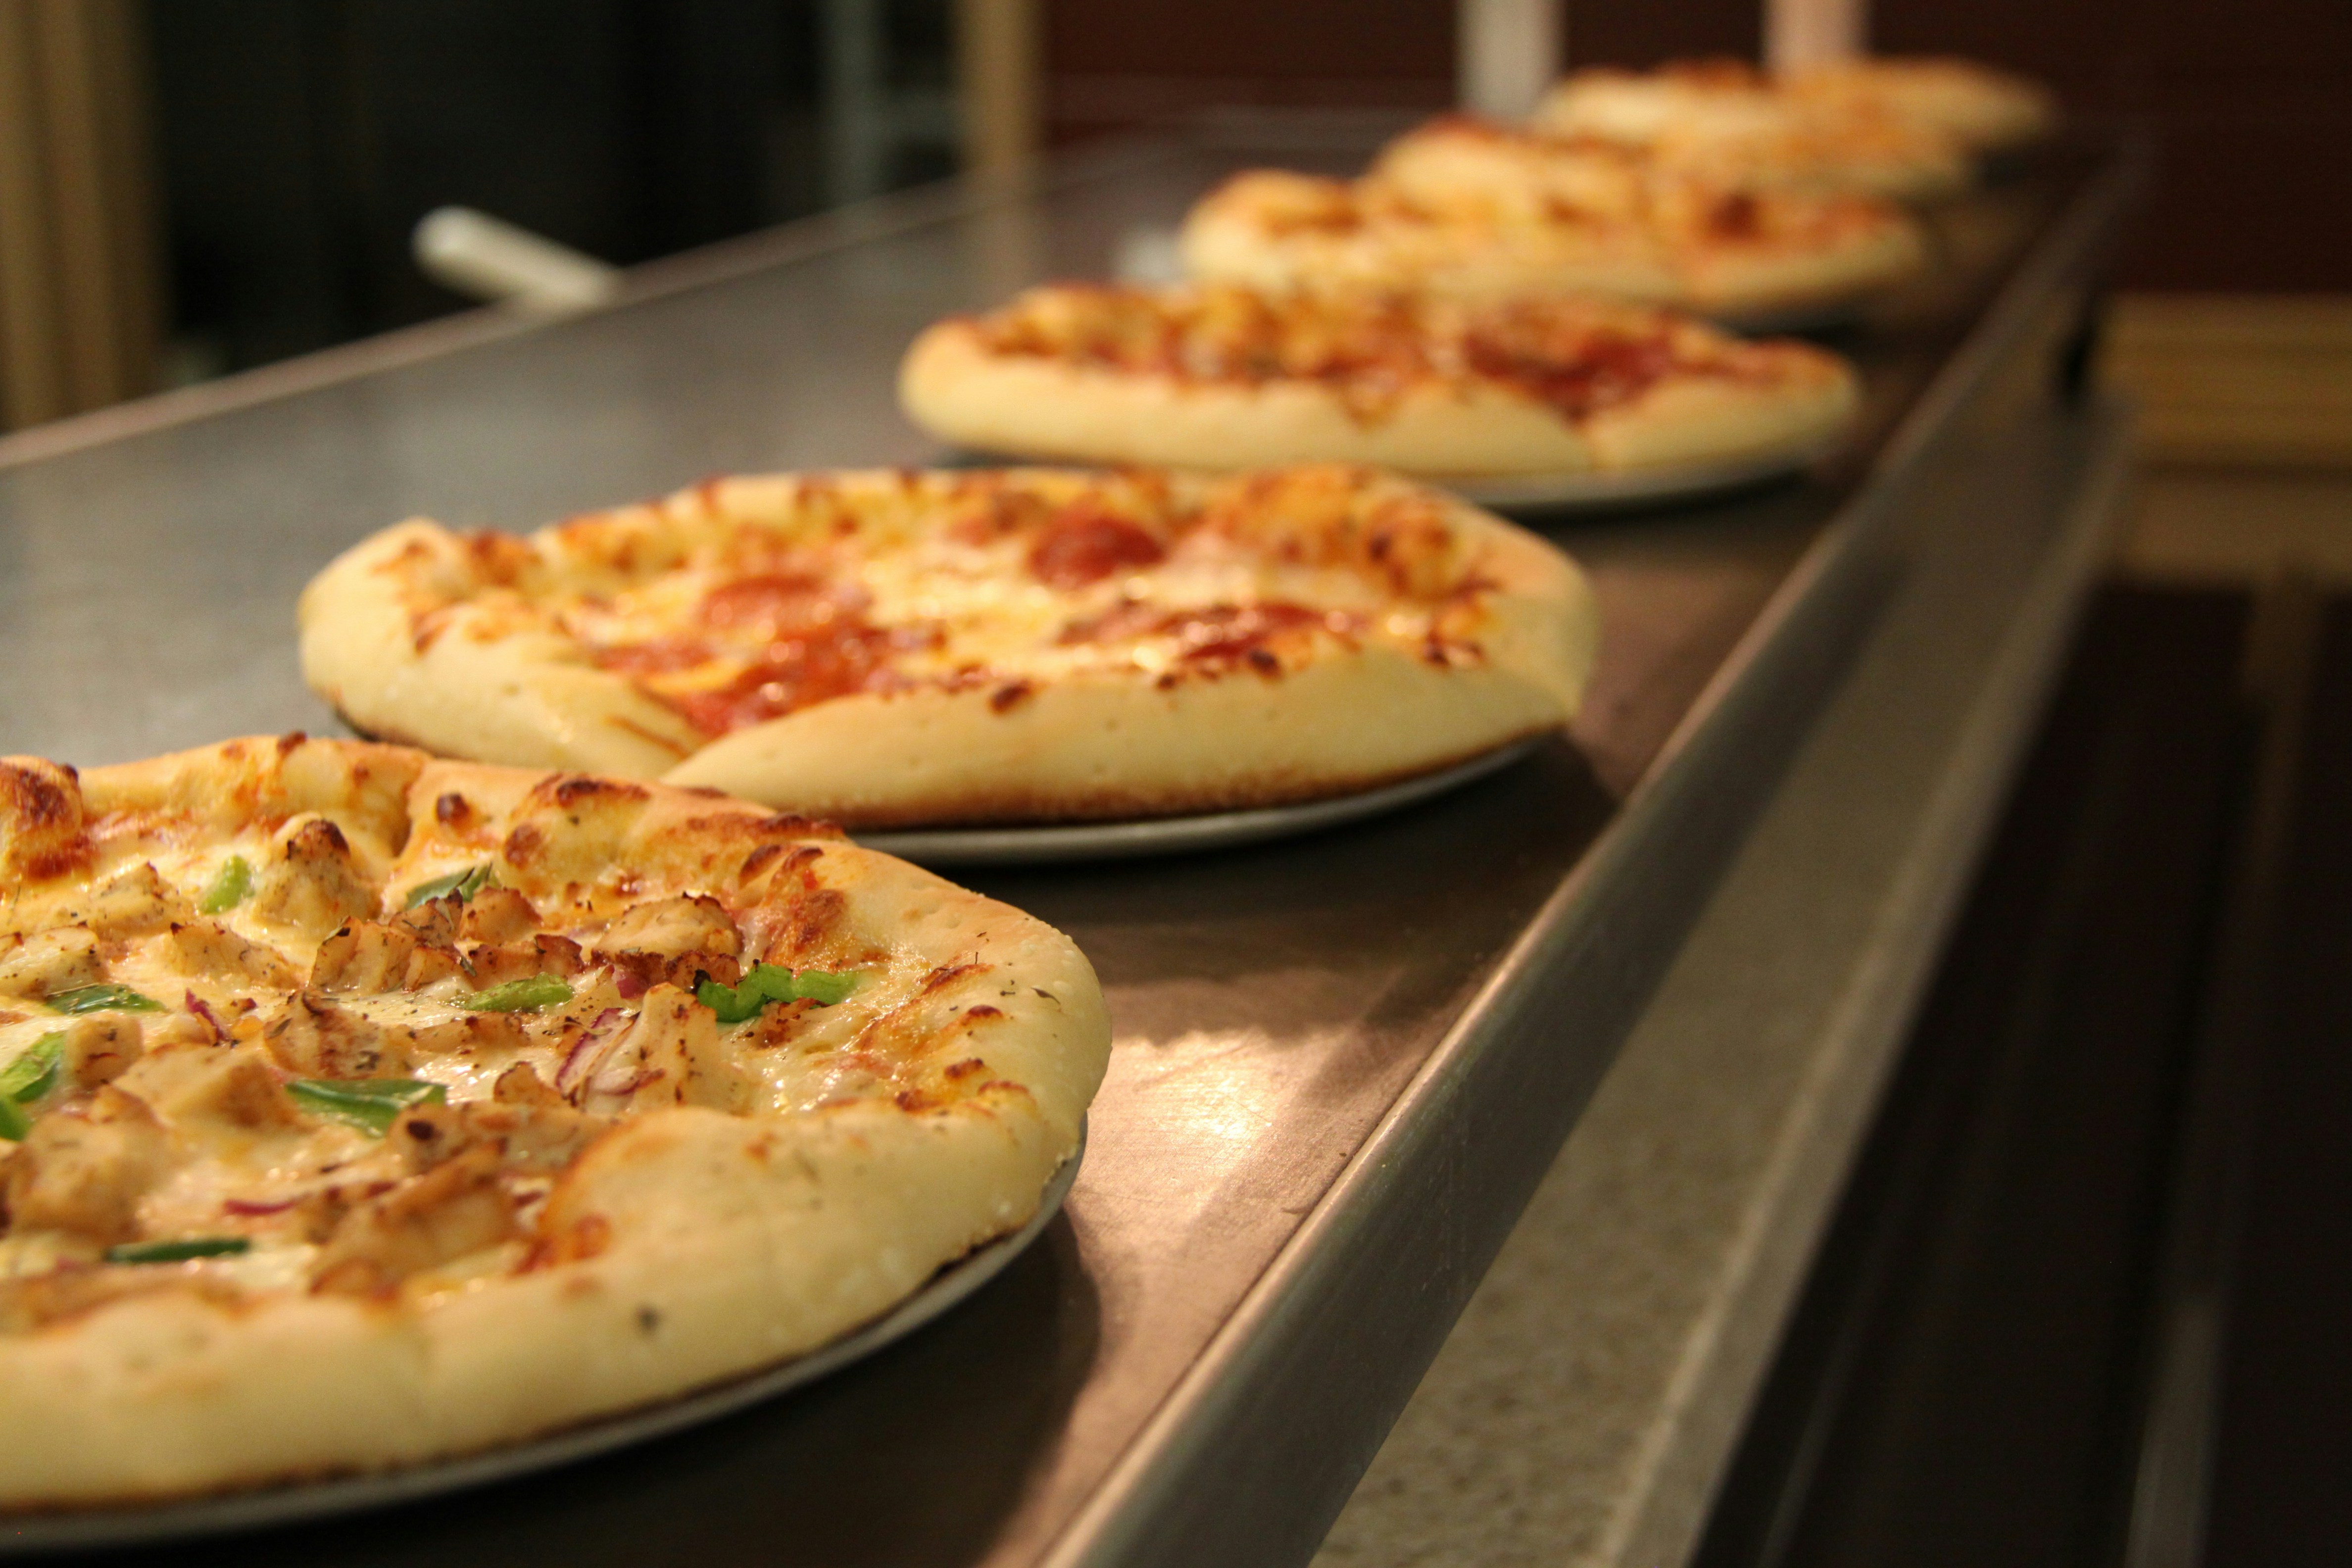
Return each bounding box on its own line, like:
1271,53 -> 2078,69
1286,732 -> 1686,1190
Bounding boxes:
822,0 -> 887,205
1457,0 -> 1561,119
955,0 -> 1040,181
1766,0 -> 1868,72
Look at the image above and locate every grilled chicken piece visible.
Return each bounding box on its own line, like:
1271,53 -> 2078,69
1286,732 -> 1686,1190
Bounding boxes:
310,921 -> 420,993
250,816 -> 377,939
57,1015 -> 143,1089
168,919 -> 300,988
577,983 -> 747,1115
592,894 -> 740,961
2,1087 -> 169,1243
0,927 -> 101,999
458,887 -> 540,946
84,863 -> 193,938
310,1143 -> 517,1295
260,993 -> 414,1079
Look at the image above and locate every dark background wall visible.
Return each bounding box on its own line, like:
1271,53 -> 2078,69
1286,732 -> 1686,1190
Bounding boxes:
146,0 -> 952,375
1874,0 -> 2352,290
142,0 -> 2352,380
1037,0 -> 2352,293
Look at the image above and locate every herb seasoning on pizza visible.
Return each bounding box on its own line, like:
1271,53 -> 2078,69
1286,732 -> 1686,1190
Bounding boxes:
0,735 -> 1107,1507
901,282 -> 1858,477
299,465 -> 1599,828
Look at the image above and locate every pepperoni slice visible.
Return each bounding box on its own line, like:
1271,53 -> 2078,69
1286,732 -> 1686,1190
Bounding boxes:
1026,506 -> 1167,590
1461,327 -> 1684,420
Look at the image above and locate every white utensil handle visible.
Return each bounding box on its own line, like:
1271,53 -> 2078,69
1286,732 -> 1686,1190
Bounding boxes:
412,207 -> 620,316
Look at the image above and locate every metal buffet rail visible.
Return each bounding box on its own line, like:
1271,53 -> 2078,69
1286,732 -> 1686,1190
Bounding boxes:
0,118 -> 2139,1568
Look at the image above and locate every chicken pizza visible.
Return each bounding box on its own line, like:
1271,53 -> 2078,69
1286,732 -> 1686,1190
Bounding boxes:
0,734 -> 1108,1507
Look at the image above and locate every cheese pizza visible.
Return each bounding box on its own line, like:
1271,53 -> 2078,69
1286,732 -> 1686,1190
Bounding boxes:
900,282 -> 1859,478
1532,60 -> 1971,199
0,734 -> 1108,1507
1178,161 -> 1926,321
299,466 -> 1597,829
1785,57 -> 2057,154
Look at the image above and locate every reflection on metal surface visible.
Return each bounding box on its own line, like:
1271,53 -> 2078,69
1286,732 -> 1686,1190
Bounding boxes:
0,118 -> 2139,1568
855,740 -> 1543,865
1446,431 -> 1845,515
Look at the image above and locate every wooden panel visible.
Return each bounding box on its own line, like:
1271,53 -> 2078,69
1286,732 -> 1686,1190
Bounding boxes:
0,0 -> 159,430
2116,469 -> 2352,588
1693,587 -> 2254,1568
2103,294 -> 2352,467
1568,0 -> 1759,70
1876,0 -> 2352,291
1040,0 -> 1455,143
956,0 -> 1042,177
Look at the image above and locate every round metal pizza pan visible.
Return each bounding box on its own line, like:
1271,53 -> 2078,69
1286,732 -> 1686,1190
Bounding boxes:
0,1128 -> 1085,1555
1710,297 -> 1874,336
853,735 -> 1543,867
1440,429 -> 1845,515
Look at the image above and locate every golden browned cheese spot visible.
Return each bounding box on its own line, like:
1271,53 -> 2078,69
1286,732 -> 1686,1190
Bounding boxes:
768,888 -> 847,962
3,1088 -> 168,1244
501,821 -> 545,870
919,961 -> 988,998
739,997 -> 817,1050
503,778 -> 654,885
547,775 -> 650,813
977,283 -> 1738,427
528,1211 -> 612,1271
434,791 -> 474,829
461,531 -> 535,587
0,757 -> 91,883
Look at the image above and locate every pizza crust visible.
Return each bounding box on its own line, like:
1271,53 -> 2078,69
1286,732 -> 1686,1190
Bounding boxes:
301,468 -> 1601,828
899,310 -> 1856,480
297,523 -> 705,779
0,740 -> 1109,1507
904,322 -> 1598,474
667,625 -> 1579,826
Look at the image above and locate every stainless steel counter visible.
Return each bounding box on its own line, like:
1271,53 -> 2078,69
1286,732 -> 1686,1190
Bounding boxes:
0,119 -> 2138,1568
